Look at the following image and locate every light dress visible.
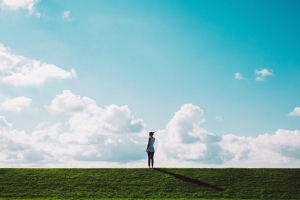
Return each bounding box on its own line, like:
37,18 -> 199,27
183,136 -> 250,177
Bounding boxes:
147,137 -> 155,152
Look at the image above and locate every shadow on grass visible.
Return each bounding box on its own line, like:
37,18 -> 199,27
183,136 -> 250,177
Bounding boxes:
154,168 -> 224,191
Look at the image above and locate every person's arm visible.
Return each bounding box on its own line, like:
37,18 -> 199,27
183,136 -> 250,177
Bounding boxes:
146,137 -> 150,152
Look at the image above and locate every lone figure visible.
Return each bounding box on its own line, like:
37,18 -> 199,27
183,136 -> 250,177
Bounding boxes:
146,131 -> 155,168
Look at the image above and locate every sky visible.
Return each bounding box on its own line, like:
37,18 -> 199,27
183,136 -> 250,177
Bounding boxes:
0,0 -> 300,167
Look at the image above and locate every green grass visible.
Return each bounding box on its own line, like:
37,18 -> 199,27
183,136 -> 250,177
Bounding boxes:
0,168 -> 299,199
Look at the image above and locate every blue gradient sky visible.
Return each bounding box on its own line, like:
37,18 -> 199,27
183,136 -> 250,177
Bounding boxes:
2,0 -> 299,135
0,0 -> 300,167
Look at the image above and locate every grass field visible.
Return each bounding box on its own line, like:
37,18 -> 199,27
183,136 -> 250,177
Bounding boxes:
0,168 -> 299,199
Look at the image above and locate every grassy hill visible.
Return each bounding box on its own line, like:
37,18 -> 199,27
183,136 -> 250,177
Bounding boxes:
0,168 -> 299,199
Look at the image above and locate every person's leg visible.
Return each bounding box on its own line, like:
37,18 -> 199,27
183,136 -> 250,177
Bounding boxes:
147,151 -> 151,168
151,152 -> 154,168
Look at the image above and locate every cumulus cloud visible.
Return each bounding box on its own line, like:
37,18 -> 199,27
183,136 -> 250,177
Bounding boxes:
0,96 -> 32,112
155,104 -> 300,167
255,68 -> 273,81
45,90 -> 146,162
1,100 -> 300,167
156,104 -> 224,164
234,72 -> 243,80
46,90 -> 85,114
0,116 -> 56,164
46,90 -> 145,134
1,0 -> 41,17
288,107 -> 300,117
0,91 -> 147,166
221,129 -> 300,164
0,43 -> 76,86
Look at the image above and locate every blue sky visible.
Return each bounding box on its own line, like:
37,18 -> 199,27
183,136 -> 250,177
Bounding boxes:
0,0 -> 300,167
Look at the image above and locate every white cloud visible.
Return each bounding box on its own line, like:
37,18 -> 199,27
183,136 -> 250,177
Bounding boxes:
47,90 -> 146,134
45,90 -> 147,162
1,101 -> 300,167
46,90 -> 85,114
0,115 -> 12,130
288,107 -> 300,117
0,101 -> 146,166
1,0 -> 41,17
215,116 -> 222,121
0,44 -> 23,71
62,10 -> 70,20
0,96 -> 32,112
155,104 -> 224,164
155,104 -> 300,167
221,129 -> 300,165
155,104 -> 223,164
255,68 -> 273,81
0,43 -> 76,86
234,72 -> 243,80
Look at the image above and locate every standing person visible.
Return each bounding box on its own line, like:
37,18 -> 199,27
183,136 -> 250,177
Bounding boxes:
146,131 -> 155,168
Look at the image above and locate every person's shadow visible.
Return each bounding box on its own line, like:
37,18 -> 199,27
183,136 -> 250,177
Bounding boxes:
153,168 -> 224,191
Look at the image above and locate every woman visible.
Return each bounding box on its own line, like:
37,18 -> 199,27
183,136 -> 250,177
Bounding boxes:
146,131 -> 155,168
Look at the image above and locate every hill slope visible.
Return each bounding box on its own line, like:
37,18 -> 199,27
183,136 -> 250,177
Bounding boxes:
0,168 -> 299,199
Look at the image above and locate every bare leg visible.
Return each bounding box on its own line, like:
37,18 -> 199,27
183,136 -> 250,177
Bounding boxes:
150,152 -> 154,168
147,152 -> 151,168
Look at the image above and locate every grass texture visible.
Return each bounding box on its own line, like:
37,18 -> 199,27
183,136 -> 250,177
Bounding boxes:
0,168 -> 299,199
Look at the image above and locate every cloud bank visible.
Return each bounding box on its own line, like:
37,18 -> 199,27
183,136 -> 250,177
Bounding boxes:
0,43 -> 76,86
0,91 -> 299,167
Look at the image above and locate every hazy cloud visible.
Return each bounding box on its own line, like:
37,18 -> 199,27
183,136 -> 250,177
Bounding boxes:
234,72 -> 244,80
288,107 -> 300,117
0,115 -> 11,130
255,68 -> 273,81
0,43 -> 76,86
62,10 -> 70,20
215,116 -> 223,122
